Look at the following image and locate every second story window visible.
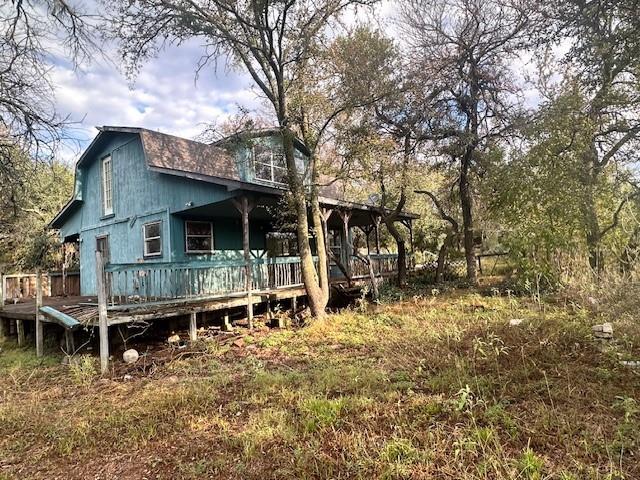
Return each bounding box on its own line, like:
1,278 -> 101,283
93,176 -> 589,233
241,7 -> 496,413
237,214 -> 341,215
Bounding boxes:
254,144 -> 287,185
102,155 -> 113,215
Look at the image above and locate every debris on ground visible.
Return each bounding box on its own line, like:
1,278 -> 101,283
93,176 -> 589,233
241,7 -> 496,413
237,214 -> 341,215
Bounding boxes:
592,322 -> 613,339
509,318 -> 524,326
167,333 -> 181,345
122,349 -> 139,364
619,360 -> 640,368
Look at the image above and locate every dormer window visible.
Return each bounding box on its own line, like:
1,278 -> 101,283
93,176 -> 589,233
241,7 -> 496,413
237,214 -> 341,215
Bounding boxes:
254,144 -> 287,185
102,155 -> 113,215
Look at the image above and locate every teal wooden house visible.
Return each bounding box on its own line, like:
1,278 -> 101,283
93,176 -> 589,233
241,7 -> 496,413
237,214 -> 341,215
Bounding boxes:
50,126 -> 415,305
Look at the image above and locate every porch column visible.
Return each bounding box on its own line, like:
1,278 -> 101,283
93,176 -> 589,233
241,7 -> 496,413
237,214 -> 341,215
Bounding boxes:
321,207 -> 333,280
401,219 -> 415,270
372,214 -> 381,255
233,196 -> 255,329
338,210 -> 352,277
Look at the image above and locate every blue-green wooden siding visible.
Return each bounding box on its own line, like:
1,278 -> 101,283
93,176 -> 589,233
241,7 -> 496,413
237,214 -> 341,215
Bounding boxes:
57,132 -> 312,295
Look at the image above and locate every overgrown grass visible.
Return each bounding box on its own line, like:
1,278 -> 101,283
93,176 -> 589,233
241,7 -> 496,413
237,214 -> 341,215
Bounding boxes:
0,287 -> 639,479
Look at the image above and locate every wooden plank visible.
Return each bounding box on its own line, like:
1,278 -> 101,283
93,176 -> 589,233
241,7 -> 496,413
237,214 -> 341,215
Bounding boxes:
39,306 -> 82,330
35,271 -> 43,357
96,251 -> 109,375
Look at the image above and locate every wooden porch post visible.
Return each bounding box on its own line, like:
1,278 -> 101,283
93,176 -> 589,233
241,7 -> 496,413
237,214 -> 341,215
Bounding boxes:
35,270 -> 43,357
233,196 -> 255,329
189,312 -> 197,342
96,251 -> 109,374
321,207 -> 333,281
339,210 -> 352,277
372,214 -> 381,255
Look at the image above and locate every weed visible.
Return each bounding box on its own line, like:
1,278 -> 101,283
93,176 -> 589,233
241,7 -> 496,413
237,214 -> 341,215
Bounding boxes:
517,447 -> 544,480
68,355 -> 97,386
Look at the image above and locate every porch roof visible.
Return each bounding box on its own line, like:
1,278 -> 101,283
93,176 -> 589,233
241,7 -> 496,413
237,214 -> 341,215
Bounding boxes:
173,191 -> 418,227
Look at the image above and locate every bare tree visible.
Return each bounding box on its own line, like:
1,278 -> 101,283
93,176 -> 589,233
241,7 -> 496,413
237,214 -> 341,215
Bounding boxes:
1,0 -> 92,178
110,0 -> 376,317
398,0 -> 530,284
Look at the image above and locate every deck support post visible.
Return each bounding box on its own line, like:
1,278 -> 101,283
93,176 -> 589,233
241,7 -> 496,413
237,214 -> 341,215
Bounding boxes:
96,251 -> 109,375
0,271 -> 5,342
222,310 -> 232,331
189,312 -> 197,342
291,295 -> 297,314
65,330 -> 75,354
35,270 -> 43,357
233,196 -> 255,329
16,320 -> 25,346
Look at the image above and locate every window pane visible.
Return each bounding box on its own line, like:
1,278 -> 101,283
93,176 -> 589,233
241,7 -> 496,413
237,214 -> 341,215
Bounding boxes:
273,166 -> 287,184
187,236 -> 212,252
255,162 -> 271,181
145,222 -> 160,238
145,238 -> 161,255
102,156 -> 113,214
273,150 -> 286,169
187,222 -> 211,236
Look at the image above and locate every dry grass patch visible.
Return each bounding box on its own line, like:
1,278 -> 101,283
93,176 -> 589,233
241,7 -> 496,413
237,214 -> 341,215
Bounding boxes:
0,287 -> 639,479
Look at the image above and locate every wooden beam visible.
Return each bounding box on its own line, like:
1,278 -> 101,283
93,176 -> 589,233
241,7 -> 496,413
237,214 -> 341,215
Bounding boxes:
35,270 -> 43,357
189,312 -> 197,341
96,251 -> 109,374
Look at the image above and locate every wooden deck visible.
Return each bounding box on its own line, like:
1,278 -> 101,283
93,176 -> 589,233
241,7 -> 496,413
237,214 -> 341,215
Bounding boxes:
0,286 -> 307,327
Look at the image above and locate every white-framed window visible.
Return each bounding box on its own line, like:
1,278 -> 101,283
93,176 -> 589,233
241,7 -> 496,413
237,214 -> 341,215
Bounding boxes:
143,221 -> 162,257
102,155 -> 113,215
253,144 -> 287,184
185,221 -> 214,253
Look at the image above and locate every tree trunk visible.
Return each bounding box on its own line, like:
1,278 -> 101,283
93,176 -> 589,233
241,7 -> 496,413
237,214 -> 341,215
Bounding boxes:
281,128 -> 325,317
581,145 -> 603,273
310,178 -> 330,306
460,152 -> 477,284
384,216 -> 407,287
436,232 -> 455,283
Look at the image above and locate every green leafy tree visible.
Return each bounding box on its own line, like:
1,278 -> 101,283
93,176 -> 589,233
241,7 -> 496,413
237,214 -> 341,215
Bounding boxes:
0,151 -> 74,270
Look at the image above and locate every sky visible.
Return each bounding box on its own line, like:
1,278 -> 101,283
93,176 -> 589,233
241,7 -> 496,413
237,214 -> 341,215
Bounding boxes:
48,0 -> 541,165
49,1 -> 403,164
52,38 -> 263,163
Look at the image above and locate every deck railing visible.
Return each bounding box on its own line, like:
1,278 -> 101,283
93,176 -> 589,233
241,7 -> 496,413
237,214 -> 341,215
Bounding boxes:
104,257 -> 309,304
349,253 -> 414,279
103,253 -> 409,305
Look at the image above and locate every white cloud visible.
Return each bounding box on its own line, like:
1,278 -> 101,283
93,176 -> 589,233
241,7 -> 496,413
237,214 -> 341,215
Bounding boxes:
51,39 -> 264,164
